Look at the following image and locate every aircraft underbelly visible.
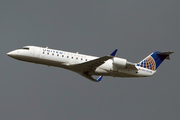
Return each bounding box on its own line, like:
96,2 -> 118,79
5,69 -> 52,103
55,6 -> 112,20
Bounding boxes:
93,68 -> 138,77
13,55 -> 69,69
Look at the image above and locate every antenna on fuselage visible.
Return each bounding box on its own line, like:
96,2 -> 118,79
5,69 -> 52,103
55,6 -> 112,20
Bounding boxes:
46,46 -> 48,49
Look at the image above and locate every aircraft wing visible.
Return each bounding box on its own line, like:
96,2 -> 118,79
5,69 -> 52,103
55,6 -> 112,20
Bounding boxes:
71,55 -> 113,73
70,49 -> 117,82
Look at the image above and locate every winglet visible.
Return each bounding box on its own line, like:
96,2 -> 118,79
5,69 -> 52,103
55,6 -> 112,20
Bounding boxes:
97,76 -> 103,82
110,49 -> 118,56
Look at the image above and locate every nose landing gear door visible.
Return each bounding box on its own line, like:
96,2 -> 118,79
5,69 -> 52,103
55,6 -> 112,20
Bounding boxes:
33,47 -> 40,58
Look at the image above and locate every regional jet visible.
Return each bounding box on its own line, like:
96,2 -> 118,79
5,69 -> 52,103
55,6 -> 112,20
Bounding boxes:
7,46 -> 173,82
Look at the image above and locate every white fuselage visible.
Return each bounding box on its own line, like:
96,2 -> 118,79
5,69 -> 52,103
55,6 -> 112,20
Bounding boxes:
7,46 -> 156,78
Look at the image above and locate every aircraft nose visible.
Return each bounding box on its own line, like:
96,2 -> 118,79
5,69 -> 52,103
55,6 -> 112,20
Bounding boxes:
7,51 -> 13,57
7,51 -> 12,56
7,51 -> 17,57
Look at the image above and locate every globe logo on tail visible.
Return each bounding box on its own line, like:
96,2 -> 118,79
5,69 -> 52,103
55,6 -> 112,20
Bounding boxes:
137,56 -> 156,70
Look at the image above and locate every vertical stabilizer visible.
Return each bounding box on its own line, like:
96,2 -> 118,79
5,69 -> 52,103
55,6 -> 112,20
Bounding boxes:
136,51 -> 173,70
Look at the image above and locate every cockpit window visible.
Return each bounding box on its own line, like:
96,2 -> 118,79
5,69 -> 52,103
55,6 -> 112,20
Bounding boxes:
22,47 -> 29,50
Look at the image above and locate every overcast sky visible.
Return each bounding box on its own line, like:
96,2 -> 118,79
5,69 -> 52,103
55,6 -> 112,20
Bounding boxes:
1,1 -> 179,120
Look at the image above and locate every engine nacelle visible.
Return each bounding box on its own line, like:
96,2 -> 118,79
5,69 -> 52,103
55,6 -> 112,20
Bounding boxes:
113,57 -> 127,68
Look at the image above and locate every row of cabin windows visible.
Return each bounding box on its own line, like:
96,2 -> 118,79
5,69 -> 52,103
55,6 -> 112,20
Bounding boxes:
43,52 -> 88,61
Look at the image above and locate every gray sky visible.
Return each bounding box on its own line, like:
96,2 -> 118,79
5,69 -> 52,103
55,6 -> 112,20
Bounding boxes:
1,1 -> 179,120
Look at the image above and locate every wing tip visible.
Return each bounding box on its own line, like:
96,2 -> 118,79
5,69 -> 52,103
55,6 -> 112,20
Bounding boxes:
110,49 -> 118,56
97,75 -> 103,82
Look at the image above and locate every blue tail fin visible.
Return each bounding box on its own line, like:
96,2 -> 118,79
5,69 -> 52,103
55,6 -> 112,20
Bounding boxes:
136,51 -> 173,70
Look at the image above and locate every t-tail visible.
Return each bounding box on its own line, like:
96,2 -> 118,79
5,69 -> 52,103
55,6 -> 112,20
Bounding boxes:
136,51 -> 174,71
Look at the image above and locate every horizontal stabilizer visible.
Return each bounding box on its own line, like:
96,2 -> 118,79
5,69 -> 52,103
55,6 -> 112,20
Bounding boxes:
157,51 -> 174,60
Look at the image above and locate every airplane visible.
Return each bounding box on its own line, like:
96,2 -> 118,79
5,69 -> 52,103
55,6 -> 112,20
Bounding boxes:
7,46 -> 173,82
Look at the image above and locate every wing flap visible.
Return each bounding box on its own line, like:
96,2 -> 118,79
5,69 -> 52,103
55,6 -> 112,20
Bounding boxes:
80,73 -> 99,82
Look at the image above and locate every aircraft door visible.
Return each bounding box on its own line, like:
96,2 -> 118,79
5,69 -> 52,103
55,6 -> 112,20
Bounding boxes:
33,47 -> 40,58
29,46 -> 34,57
